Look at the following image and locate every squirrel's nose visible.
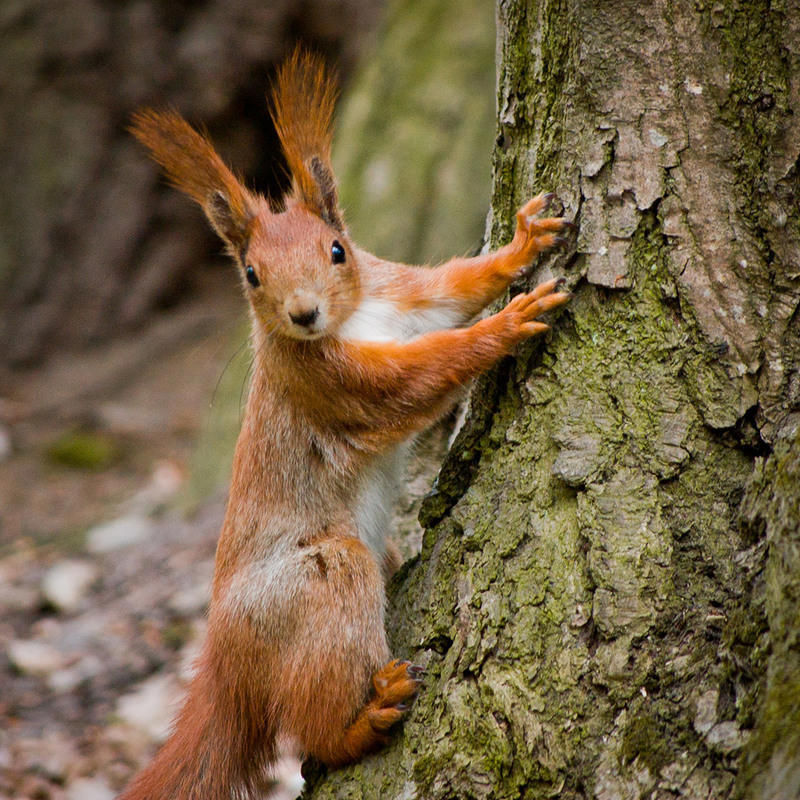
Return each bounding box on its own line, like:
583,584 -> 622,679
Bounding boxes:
289,307 -> 320,327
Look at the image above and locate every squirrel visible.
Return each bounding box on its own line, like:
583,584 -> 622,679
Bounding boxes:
122,49 -> 571,800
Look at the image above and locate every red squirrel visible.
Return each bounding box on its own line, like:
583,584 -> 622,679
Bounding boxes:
123,49 -> 570,799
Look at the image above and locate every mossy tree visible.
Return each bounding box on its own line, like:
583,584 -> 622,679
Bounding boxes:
306,1 -> 800,798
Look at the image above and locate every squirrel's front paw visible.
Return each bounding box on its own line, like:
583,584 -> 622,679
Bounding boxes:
366,659 -> 425,732
509,192 -> 573,273
501,277 -> 571,340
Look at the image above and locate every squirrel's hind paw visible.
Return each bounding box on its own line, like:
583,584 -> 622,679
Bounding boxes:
367,659 -> 424,731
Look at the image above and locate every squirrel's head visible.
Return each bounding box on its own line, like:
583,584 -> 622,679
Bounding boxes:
242,201 -> 360,341
130,49 -> 359,342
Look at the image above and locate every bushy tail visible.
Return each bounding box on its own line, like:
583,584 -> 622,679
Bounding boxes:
120,663 -> 275,800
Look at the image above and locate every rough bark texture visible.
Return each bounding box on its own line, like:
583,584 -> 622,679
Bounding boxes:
737,435 -> 800,799
305,0 -> 800,798
0,0 -> 382,369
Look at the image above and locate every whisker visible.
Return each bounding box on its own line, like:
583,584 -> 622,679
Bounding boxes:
239,356 -> 255,423
211,336 -> 251,410
233,319 -> 284,423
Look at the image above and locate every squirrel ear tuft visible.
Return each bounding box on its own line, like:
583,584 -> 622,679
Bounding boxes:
130,109 -> 258,250
271,49 -> 344,230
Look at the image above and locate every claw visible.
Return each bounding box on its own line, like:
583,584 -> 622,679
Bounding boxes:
407,664 -> 426,678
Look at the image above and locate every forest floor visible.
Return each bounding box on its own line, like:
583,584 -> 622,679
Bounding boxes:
0,271 -> 444,800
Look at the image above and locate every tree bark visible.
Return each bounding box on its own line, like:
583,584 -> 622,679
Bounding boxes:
306,0 -> 800,798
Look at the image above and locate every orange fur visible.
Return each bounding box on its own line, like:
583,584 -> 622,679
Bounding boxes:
129,109 -> 259,250
123,47 -> 572,800
271,50 -> 342,228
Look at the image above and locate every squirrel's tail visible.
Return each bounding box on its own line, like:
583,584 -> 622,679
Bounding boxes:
120,653 -> 276,800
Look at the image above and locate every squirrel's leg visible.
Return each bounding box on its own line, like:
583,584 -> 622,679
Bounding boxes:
270,534 -> 422,768
310,658 -> 425,768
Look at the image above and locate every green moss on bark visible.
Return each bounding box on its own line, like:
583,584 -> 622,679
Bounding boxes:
618,714 -> 673,775
735,433 -> 800,799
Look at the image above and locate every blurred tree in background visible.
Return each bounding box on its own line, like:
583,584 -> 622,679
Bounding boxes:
334,0 -> 496,265
0,0 -> 382,369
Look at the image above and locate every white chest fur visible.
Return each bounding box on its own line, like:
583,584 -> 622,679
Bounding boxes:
338,297 -> 463,344
339,295 -> 462,561
353,446 -> 407,561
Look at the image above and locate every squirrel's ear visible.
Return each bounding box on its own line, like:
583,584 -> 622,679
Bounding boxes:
130,109 -> 258,251
206,189 -> 253,250
271,49 -> 344,231
306,154 -> 341,231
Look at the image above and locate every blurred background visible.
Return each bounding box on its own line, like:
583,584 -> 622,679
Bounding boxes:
0,0 -> 495,797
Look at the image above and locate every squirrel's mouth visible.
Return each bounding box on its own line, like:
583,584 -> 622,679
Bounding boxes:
282,308 -> 327,340
281,294 -> 328,339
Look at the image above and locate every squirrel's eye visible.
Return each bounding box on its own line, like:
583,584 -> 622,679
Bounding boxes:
245,265 -> 260,288
331,240 -> 346,265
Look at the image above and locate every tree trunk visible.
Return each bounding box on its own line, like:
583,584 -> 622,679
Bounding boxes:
306,1 -> 800,798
